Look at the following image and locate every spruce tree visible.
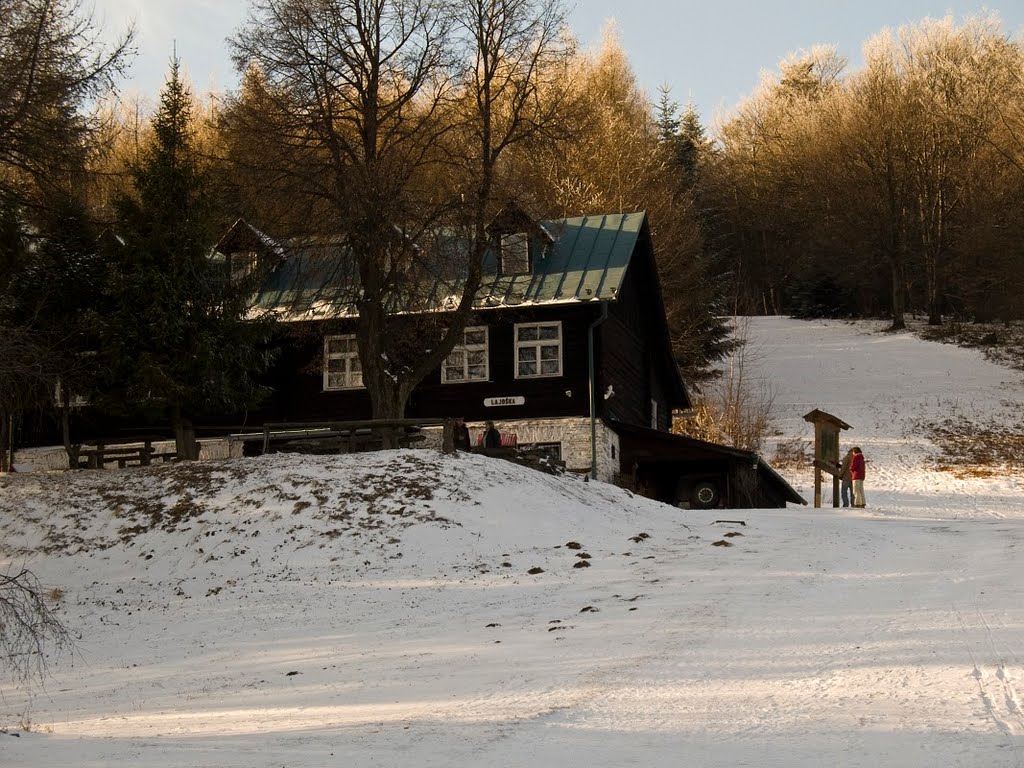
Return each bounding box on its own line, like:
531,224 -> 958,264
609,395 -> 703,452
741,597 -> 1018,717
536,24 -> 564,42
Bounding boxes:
655,89 -> 737,383
8,195 -> 107,463
101,58 -> 272,458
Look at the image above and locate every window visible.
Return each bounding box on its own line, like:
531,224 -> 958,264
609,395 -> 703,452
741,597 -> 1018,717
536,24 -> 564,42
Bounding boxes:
323,335 -> 363,390
501,232 -> 529,274
515,321 -> 562,378
53,380 -> 88,409
442,326 -> 489,383
650,398 -> 659,430
230,250 -> 259,282
519,442 -> 562,463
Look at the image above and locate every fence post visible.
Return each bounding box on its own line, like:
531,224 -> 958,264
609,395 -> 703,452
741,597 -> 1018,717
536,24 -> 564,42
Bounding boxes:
441,419 -> 455,454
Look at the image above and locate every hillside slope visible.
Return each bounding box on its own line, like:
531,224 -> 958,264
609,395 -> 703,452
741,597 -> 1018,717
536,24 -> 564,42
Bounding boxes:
2,317 -> 1023,768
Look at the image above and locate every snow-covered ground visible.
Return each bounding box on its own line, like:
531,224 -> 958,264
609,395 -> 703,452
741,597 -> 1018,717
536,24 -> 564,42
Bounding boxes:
2,316 -> 1023,767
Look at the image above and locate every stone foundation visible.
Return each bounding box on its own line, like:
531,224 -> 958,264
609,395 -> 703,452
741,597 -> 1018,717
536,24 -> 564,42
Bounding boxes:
424,417 -> 619,481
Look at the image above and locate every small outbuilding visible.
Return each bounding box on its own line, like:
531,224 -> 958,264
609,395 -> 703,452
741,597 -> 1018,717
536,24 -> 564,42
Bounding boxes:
609,420 -> 807,509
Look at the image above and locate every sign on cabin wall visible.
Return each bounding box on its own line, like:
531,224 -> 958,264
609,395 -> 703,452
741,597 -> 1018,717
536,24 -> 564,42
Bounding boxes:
484,396 -> 525,407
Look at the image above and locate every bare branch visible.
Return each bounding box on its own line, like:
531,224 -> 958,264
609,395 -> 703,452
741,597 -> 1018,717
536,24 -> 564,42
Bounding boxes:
0,566 -> 72,684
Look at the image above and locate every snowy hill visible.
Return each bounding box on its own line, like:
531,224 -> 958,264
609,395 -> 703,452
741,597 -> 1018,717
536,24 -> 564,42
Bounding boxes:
2,316 -> 1023,768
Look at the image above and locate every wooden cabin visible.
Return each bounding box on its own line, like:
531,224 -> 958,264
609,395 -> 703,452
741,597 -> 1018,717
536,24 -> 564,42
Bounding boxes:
212,206 -> 805,509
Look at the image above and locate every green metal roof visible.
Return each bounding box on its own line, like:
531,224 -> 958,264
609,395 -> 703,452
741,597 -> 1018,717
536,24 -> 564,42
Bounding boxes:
479,212 -> 644,305
240,212 -> 647,318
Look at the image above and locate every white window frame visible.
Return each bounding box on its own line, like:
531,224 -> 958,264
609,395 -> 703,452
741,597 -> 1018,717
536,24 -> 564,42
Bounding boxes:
514,321 -> 562,379
442,326 -> 489,384
323,334 -> 363,391
501,231 -> 529,274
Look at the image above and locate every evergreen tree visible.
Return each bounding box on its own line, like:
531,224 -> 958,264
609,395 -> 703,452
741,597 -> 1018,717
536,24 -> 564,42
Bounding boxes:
8,195 -> 106,462
655,85 -> 682,144
656,87 -> 707,193
100,58 -> 273,458
653,87 -> 736,383
676,103 -> 708,191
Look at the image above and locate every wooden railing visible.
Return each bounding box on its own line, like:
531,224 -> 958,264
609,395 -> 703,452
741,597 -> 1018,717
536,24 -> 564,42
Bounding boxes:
78,437 -> 177,469
252,418 -> 449,455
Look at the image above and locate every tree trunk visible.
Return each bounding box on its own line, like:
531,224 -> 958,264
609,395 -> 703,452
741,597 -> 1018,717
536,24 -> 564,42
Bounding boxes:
925,241 -> 943,325
173,410 -> 200,460
356,295 -> 415,448
441,419 -> 455,454
58,385 -> 80,469
0,409 -> 9,472
61,406 -> 80,470
888,257 -> 906,331
367,382 -> 409,449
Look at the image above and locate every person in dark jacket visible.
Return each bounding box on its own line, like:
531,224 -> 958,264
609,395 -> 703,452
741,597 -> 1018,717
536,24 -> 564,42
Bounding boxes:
483,420 -> 501,449
850,446 -> 867,507
453,418 -> 470,451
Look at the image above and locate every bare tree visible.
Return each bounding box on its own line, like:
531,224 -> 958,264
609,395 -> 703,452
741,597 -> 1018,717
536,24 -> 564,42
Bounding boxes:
704,14 -> 1024,328
674,318 -> 775,453
0,0 -> 132,211
229,0 -> 576,425
0,567 -> 71,684
706,46 -> 848,317
1,0 -> 131,462
0,327 -> 60,471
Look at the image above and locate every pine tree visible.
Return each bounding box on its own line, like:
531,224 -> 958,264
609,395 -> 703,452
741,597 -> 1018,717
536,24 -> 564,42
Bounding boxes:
656,88 -> 707,193
100,58 -> 273,458
653,88 -> 736,383
8,195 -> 107,463
676,103 -> 707,191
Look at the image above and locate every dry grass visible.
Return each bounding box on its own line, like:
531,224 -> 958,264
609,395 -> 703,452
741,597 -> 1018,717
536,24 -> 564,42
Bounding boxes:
920,416 -> 1024,478
917,321 -> 1024,371
770,436 -> 812,470
676,319 -> 776,453
912,320 -> 1024,477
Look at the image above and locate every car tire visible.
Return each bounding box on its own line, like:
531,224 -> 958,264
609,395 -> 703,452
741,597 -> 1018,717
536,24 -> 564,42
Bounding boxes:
692,480 -> 720,509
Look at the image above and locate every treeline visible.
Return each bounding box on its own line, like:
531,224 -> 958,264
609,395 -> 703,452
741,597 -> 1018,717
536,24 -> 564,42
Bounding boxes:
1,0 -> 731,461
699,14 -> 1024,327
6,2 -> 1018,461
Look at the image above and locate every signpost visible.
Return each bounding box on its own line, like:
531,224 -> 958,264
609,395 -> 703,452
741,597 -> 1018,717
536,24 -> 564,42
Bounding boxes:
802,409 -> 852,508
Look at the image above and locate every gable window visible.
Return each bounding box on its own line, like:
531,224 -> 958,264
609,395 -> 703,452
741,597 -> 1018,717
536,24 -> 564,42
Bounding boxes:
500,232 -> 529,274
324,335 -> 363,390
515,321 -> 562,378
230,250 -> 259,282
442,326 -> 489,383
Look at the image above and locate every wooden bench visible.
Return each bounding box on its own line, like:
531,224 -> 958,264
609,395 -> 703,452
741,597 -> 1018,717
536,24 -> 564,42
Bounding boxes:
77,438 -> 176,469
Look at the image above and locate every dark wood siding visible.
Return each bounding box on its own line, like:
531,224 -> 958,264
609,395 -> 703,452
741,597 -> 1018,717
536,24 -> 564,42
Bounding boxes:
598,315 -> 646,426
598,234 -> 677,430
255,305 -> 597,424
408,306 -> 594,421
600,260 -> 655,428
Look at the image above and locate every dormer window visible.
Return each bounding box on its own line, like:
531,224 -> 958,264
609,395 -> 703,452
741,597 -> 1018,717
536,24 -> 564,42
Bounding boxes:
230,250 -> 259,282
500,232 -> 529,274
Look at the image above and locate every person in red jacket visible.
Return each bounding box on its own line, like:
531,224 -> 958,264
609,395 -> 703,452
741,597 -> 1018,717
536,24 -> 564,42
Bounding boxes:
850,446 -> 867,508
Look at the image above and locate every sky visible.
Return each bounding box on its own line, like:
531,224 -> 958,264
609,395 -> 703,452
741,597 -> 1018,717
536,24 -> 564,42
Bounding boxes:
91,0 -> 1024,128
4,316 -> 1024,766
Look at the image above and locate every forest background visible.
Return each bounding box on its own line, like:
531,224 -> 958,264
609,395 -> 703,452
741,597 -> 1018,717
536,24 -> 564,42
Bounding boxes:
4,0 -> 1024,457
